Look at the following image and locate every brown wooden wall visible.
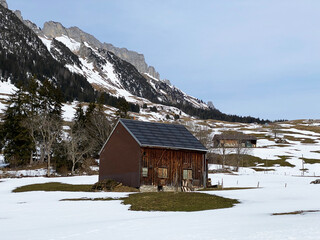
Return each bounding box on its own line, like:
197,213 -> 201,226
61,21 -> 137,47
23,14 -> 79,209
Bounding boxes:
99,123 -> 141,188
140,147 -> 206,187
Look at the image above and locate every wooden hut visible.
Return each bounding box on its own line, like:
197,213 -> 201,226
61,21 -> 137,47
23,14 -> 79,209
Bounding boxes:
99,119 -> 208,191
213,133 -> 257,148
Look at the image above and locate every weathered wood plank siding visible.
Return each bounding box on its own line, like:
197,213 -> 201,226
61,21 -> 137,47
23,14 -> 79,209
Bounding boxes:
140,147 -> 205,187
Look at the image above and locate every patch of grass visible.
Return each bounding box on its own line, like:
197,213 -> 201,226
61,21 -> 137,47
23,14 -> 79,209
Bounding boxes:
282,134 -> 317,143
122,192 -> 239,212
272,144 -> 290,147
271,155 -> 295,167
311,150 -> 320,154
301,138 -> 317,144
60,197 -> 124,201
272,210 -> 320,216
199,187 -> 256,191
13,182 -> 93,193
240,155 -> 294,167
294,125 -> 320,134
213,154 -> 294,168
252,168 -> 275,172
284,135 -> 304,142
301,158 -> 320,164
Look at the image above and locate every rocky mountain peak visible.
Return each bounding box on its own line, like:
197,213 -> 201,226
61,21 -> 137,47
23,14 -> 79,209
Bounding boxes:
13,10 -> 22,20
0,0 -> 7,8
13,9 -> 43,36
42,21 -> 68,38
41,20 -> 160,79
207,101 -> 215,109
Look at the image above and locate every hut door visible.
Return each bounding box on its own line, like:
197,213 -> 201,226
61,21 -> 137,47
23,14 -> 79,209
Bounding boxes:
157,167 -> 168,186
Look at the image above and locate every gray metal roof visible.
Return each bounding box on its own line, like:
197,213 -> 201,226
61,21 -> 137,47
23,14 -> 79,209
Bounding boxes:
120,119 -> 208,152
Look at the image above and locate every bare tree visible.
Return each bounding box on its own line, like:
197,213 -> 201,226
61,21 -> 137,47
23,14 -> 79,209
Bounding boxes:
271,123 -> 281,139
22,116 -> 38,165
85,110 -> 113,153
185,121 -> 211,149
233,133 -> 250,171
216,142 -> 230,169
66,127 -> 93,175
35,114 -> 62,176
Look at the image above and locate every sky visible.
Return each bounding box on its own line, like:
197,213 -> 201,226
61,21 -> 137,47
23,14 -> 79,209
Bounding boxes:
6,0 -> 320,120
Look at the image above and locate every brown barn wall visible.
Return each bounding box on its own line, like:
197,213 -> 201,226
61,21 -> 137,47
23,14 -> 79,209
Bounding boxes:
140,147 -> 206,187
99,123 -> 141,188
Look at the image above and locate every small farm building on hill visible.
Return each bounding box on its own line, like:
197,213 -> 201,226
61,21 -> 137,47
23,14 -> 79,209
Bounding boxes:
99,119 -> 208,191
213,133 -> 257,148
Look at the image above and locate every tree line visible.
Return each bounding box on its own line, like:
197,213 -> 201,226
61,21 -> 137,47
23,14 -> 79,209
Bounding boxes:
0,78 -> 117,175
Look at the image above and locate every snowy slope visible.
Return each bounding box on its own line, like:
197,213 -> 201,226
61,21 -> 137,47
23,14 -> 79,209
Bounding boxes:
38,34 -> 209,110
207,119 -> 320,176
1,174 -> 320,240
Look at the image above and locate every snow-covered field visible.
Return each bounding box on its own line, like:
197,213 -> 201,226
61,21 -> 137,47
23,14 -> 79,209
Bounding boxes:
1,173 -> 320,240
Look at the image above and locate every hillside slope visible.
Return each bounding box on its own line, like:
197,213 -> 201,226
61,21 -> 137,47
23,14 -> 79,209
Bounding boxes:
0,1 -> 266,123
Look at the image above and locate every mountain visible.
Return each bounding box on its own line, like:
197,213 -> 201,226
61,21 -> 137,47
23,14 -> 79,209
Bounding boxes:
0,1 -> 266,123
42,21 -> 160,80
34,21 -> 210,110
0,3 -> 95,103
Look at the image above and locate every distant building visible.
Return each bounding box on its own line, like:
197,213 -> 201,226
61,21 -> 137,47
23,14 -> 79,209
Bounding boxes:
213,133 -> 257,148
99,119 -> 208,191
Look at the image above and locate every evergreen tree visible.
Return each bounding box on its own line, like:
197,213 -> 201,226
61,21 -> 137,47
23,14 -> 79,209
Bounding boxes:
2,87 -> 33,167
85,102 -> 96,122
73,104 -> 86,132
38,79 -> 63,116
116,98 -> 130,118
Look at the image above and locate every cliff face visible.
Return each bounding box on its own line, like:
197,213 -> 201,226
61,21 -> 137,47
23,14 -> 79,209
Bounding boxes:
41,21 -> 160,80
1,1 -> 210,111
0,0 -> 7,9
0,0 -> 267,123
36,21 -> 207,108
0,4 -> 97,103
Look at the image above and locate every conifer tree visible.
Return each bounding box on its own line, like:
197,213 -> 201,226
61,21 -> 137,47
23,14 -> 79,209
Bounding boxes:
116,98 -> 130,118
2,87 -> 33,167
73,104 -> 86,132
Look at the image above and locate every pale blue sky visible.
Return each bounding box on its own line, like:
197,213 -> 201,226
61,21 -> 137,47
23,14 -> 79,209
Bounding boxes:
7,0 -> 320,120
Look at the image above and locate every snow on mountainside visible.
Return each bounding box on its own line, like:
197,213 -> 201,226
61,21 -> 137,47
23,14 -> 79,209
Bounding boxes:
1,0 -> 210,112
39,32 -> 209,109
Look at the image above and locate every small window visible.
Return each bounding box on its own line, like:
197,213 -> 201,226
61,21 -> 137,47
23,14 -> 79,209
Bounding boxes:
183,169 -> 192,180
158,167 -> 168,178
142,167 -> 148,177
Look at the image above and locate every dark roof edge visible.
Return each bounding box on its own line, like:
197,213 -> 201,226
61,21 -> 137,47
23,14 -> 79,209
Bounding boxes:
141,144 -> 208,152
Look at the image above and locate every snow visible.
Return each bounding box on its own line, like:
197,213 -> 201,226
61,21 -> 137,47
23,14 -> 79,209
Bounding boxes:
0,154 -> 8,167
55,35 -> 81,52
5,168 -> 49,177
0,100 -> 7,112
39,36 -> 52,51
62,102 -> 77,121
0,79 -> 18,95
1,174 -> 320,240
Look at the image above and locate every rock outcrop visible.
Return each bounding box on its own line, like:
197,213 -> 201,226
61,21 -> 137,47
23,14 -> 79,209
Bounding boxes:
41,21 -> 160,79
0,0 -> 7,8
14,10 -> 44,36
